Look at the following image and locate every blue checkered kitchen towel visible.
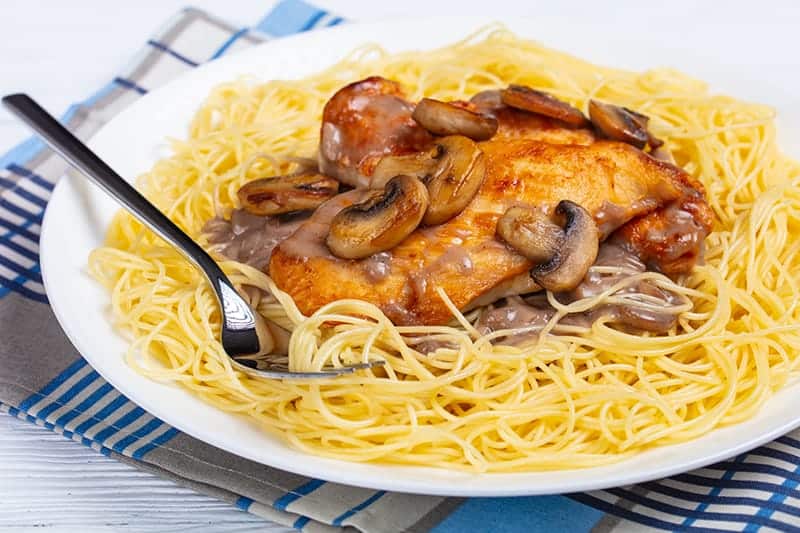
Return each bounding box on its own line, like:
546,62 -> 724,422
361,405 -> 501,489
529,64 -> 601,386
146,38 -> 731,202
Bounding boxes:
2,1 -> 800,531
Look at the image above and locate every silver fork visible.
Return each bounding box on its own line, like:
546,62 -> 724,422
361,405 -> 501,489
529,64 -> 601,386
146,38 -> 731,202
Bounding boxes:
2,93 -> 382,379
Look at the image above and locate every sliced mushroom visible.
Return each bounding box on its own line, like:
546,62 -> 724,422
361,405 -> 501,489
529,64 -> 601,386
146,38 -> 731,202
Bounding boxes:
497,201 -> 599,292
423,136 -> 486,225
501,85 -> 588,127
371,136 -> 486,225
623,107 -> 664,149
326,175 -> 429,259
238,172 -> 339,216
371,149 -> 438,189
497,206 -> 564,263
588,100 -> 663,149
412,98 -> 498,141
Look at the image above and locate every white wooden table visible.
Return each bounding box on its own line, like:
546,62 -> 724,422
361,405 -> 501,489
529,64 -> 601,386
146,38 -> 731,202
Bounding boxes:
1,1 -> 798,530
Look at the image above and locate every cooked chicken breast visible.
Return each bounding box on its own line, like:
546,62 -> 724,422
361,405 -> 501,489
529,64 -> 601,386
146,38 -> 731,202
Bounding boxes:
318,76 -> 433,188
272,145 -> 699,325
268,77 -> 713,325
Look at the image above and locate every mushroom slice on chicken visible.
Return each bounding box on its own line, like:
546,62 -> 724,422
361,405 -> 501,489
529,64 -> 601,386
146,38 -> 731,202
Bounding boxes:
412,98 -> 498,141
497,201 -> 599,292
326,175 -> 429,259
501,85 -> 588,127
422,136 -> 486,225
237,172 -> 339,215
372,135 -> 486,226
470,90 -> 596,144
588,100 -> 663,149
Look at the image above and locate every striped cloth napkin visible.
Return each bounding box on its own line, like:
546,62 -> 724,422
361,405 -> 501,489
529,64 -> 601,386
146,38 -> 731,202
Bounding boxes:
2,1 -> 800,531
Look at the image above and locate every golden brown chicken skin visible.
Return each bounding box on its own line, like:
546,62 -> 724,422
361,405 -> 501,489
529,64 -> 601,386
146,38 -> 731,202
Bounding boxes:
614,180 -> 714,274
471,88 -> 713,274
271,139 -> 696,325
269,78 -> 714,325
318,76 -> 433,188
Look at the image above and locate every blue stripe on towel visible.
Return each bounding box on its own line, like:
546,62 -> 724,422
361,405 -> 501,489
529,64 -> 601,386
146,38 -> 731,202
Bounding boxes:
92,406 -> 146,442
17,358 -> 88,412
332,491 -> 386,526
10,186 -> 47,208
643,479 -> 800,520
432,495 -> 604,533
113,77 -> 148,95
255,0 -> 327,37
293,515 -> 311,529
608,484 -> 798,531
273,479 -> 326,511
111,418 -> 164,454
751,446 -> 800,466
0,234 -> 37,262
674,472 -> 798,497
147,40 -> 199,67
235,496 -> 253,511
53,382 -> 114,429
7,164 -> 56,191
0,175 -> 16,189
299,10 -> 326,31
570,493 -> 685,530
73,395 -> 129,436
34,370 -> 100,421
0,273 -> 46,302
0,216 -> 39,243
746,460 -> 800,532
0,197 -> 42,225
211,28 -> 248,60
0,254 -> 41,281
0,137 -> 44,171
130,427 -> 180,459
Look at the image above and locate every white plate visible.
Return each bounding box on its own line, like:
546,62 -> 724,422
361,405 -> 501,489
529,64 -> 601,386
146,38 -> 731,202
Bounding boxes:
40,17 -> 800,496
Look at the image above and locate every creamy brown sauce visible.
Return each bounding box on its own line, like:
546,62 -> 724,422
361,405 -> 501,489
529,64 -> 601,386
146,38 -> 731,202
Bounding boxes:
408,338 -> 460,354
362,251 -> 393,282
406,244 -> 475,301
206,203 -> 687,353
203,209 -> 308,270
476,295 -> 555,335
643,201 -> 706,263
594,201 -> 635,239
277,190 -> 370,260
441,245 -> 474,274
560,243 -> 684,332
476,242 -> 686,344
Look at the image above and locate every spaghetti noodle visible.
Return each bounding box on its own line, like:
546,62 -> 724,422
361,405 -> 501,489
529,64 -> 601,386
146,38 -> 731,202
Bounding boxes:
88,27 -> 800,472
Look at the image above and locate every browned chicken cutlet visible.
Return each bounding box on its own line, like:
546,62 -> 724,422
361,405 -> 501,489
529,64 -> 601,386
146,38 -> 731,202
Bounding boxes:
268,77 -> 713,325
318,76 -> 433,188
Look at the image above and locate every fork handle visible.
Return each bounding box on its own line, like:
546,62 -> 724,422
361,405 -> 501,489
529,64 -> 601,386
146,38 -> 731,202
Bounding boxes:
2,94 -> 215,273
2,93 -> 261,356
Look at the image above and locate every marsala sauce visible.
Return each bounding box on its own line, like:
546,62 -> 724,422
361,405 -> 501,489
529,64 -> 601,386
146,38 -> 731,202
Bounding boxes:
203,209 -> 308,270
475,242 -> 685,344
204,202 -> 688,352
644,201 -> 707,263
202,210 -> 306,354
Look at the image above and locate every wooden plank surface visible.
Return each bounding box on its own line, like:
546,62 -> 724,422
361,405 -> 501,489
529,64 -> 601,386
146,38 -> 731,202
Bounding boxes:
0,414 -> 291,532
